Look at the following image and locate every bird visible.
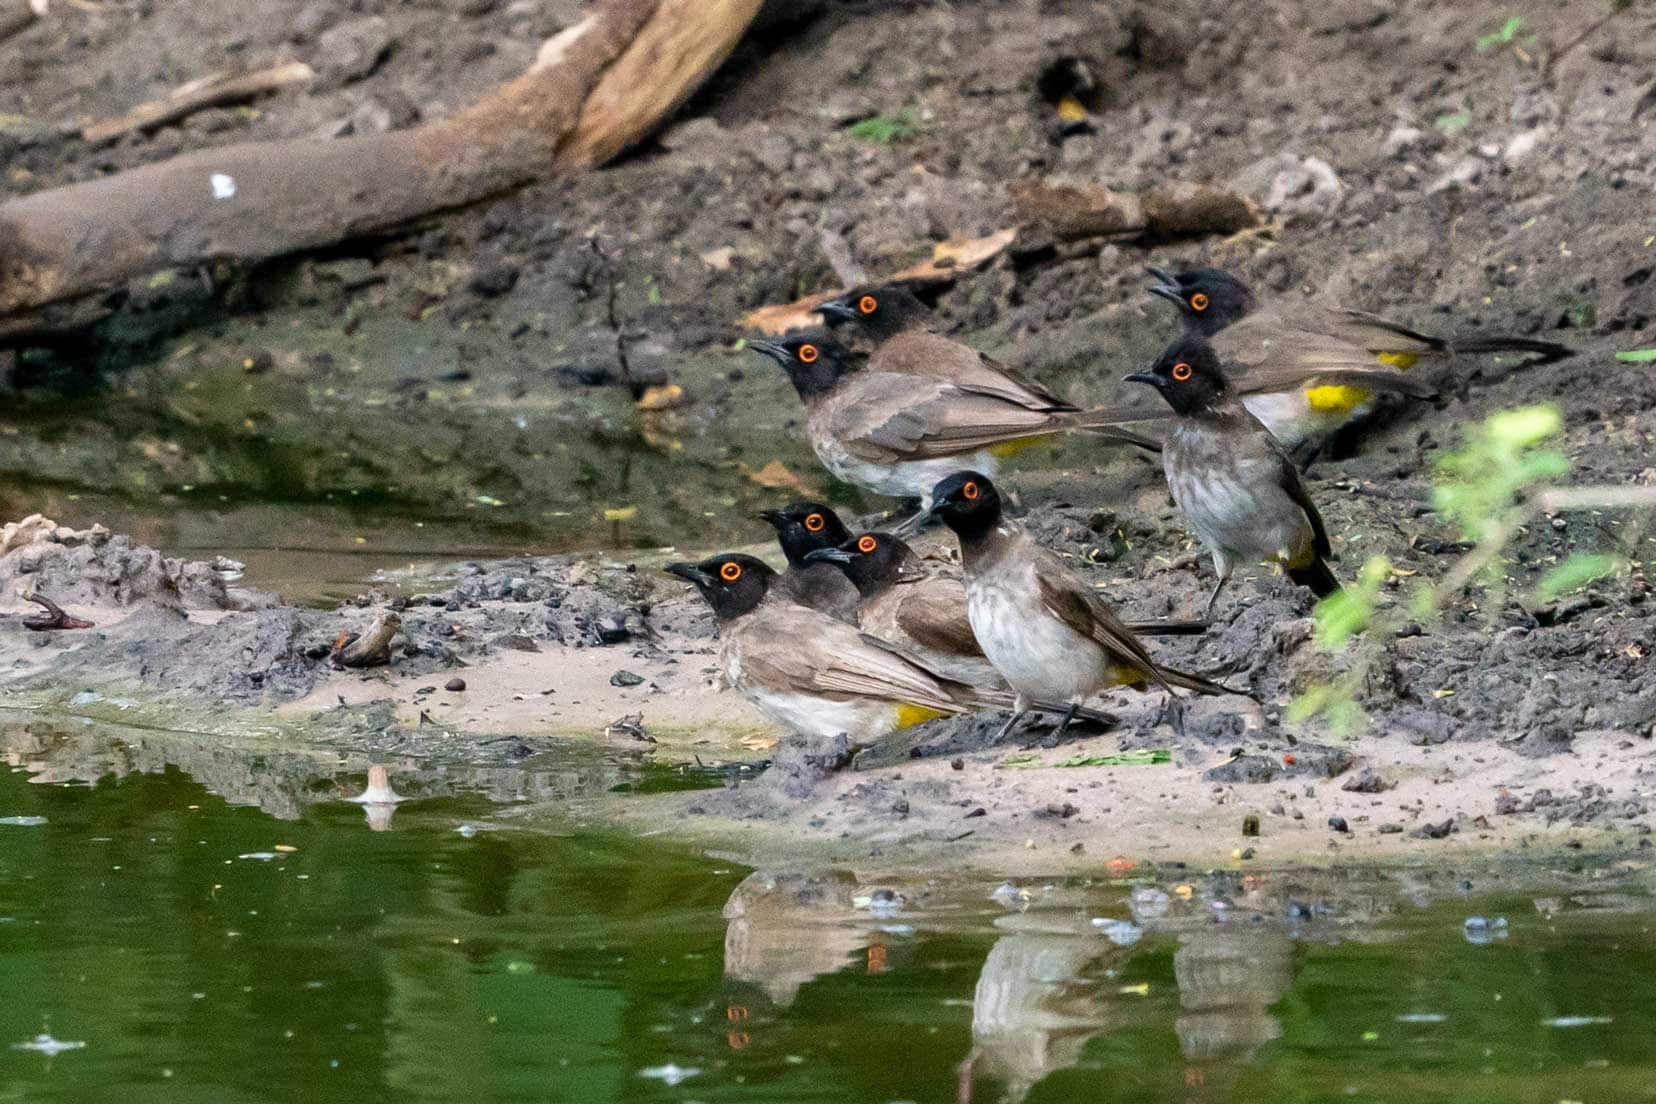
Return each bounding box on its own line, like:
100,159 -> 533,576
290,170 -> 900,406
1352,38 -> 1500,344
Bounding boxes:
928,472 -> 1232,740
803,531 -> 1002,686
748,328 -> 1157,506
756,502 -> 861,621
665,553 -> 998,744
1125,334 -> 1342,618
666,553 -> 1118,746
1145,266 -> 1572,448
805,530 -> 1209,686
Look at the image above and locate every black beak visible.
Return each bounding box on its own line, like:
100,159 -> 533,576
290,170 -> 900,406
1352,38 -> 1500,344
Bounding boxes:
664,562 -> 714,587
1144,265 -> 1176,285
1123,371 -> 1160,388
814,297 -> 859,324
754,509 -> 786,529
802,547 -> 854,566
747,338 -> 790,364
1146,283 -> 1185,306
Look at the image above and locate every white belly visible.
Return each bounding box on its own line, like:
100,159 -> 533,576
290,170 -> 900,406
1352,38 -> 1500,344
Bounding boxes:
1168,429 -> 1307,566
722,642 -> 895,741
814,440 -> 1001,504
965,573 -> 1106,703
1239,391 -> 1340,448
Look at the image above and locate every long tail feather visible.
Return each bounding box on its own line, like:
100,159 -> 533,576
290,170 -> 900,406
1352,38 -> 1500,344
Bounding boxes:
1287,558 -> 1342,598
1450,335 -> 1574,362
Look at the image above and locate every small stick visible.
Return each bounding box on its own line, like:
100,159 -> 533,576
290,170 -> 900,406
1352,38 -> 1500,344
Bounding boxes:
21,592 -> 93,631
81,62 -> 316,144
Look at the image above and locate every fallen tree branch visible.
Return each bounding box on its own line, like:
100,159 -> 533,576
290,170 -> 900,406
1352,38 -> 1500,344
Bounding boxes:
0,0 -> 763,343
1010,177 -> 1261,244
81,62 -> 317,144
0,0 -> 47,44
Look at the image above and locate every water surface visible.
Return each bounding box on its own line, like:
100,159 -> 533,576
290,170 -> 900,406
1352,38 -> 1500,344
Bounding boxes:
3,729 -> 1654,1104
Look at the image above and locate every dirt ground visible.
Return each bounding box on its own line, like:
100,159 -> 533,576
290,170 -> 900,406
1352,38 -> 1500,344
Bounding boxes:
3,0 -> 1656,868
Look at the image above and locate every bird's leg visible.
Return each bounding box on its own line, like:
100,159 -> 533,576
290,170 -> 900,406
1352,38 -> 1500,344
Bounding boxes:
1202,572 -> 1231,622
1051,701 -> 1081,741
1158,693 -> 1188,739
991,700 -> 1030,745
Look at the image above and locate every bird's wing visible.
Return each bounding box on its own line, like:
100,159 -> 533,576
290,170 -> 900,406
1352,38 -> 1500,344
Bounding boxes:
827,374 -> 1068,462
1030,549 -> 1162,677
878,332 -> 1078,411
892,577 -> 984,659
1215,312 -> 1441,397
1321,307 -> 1444,353
1268,431 -> 1332,558
735,607 -> 973,711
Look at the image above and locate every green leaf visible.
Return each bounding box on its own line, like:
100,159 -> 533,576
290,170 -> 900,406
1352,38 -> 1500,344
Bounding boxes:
1313,588 -> 1371,649
1285,685 -> 1334,725
1485,404 -> 1562,448
1534,553 -> 1623,602
847,111 -> 917,143
1476,14 -> 1523,49
1000,752 -> 1041,768
1054,749 -> 1170,768
1614,348 -> 1656,363
1434,112 -> 1471,133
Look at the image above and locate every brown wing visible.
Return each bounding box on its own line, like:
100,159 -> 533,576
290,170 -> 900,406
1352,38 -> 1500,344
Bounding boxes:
733,605 -> 982,712
1321,307 -> 1445,354
892,577 -> 983,659
1269,435 -> 1332,558
1214,314 -> 1438,399
874,332 -> 1077,412
825,373 -> 1069,463
1033,548 -> 1232,696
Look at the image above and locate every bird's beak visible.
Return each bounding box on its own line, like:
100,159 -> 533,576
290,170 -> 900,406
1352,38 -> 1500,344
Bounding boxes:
1123,371 -> 1160,388
747,339 -> 790,364
814,297 -> 859,324
891,510 -> 931,539
664,562 -> 714,587
1144,265 -> 1175,284
1146,283 -> 1185,306
754,509 -> 786,529
802,547 -> 854,566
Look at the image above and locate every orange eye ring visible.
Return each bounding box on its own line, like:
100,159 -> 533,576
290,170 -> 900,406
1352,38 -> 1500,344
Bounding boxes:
797,343 -> 819,363
804,513 -> 825,533
1190,292 -> 1209,311
962,481 -> 980,501
858,295 -> 878,315
1171,362 -> 1193,382
857,535 -> 878,554
719,562 -> 743,582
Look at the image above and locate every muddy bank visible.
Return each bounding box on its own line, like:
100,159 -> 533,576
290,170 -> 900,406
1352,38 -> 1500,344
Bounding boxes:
4,512 -> 1655,870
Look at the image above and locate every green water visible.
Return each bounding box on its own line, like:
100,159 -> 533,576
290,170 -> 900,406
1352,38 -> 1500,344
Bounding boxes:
4,739 -> 1656,1104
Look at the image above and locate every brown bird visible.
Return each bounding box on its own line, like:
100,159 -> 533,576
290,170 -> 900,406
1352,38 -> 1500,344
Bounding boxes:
930,472 -> 1233,739
756,502 -> 860,621
805,530 -> 1208,686
1146,266 -> 1571,448
1126,334 -> 1341,617
749,328 -> 1156,506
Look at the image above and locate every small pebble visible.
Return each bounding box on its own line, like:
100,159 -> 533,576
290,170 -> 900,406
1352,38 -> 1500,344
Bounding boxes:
1328,816 -> 1350,833
445,677 -> 466,692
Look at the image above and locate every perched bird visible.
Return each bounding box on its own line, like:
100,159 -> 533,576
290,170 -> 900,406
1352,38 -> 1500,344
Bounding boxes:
665,553 -> 997,743
1145,266 -> 1571,447
666,553 -> 1116,745
929,472 -> 1231,739
756,502 -> 861,621
748,328 -> 1156,505
1125,334 -> 1341,617
804,531 -> 1001,686
805,531 -> 1207,685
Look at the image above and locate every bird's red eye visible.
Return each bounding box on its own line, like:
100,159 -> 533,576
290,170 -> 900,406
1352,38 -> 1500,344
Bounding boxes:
858,295 -> 878,315
857,535 -> 878,553
1190,292 -> 1209,311
962,481 -> 980,501
804,513 -> 825,533
1171,362 -> 1193,382
720,562 -> 743,582
797,343 -> 819,363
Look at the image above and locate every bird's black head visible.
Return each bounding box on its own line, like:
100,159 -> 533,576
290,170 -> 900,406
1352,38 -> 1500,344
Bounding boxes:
929,471 -> 1003,541
664,554 -> 776,621
747,330 -> 856,401
1124,335 -> 1229,416
802,531 -> 925,597
757,502 -> 852,568
815,283 -> 931,341
1145,267 -> 1254,336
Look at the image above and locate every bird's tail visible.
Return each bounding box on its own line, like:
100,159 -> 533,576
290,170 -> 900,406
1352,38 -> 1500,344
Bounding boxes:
1125,618 -> 1210,636
1287,558 -> 1342,599
1155,663 -> 1237,697
1064,406 -> 1167,453
1449,335 -> 1574,362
